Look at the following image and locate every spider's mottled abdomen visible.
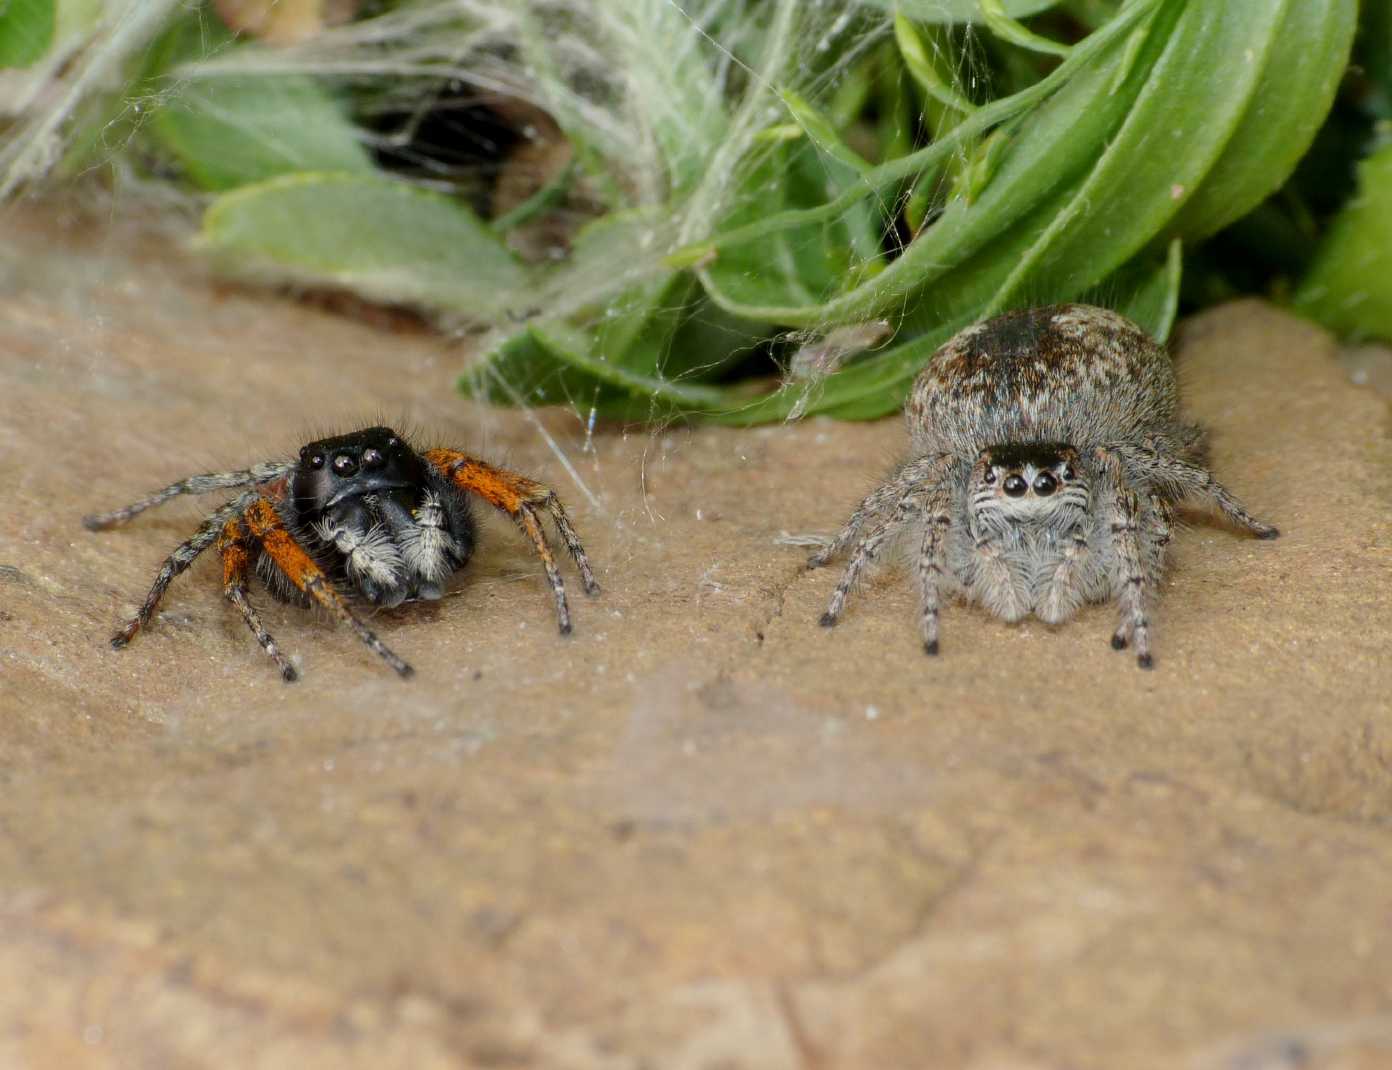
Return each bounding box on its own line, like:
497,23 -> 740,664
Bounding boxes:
905,304 -> 1178,456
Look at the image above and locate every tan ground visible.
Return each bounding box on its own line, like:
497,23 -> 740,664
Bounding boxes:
1,203 -> 1390,1070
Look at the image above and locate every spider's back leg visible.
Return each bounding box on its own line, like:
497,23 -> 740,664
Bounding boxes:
422,449 -> 599,634
217,517 -> 298,682
1119,443 -> 1278,539
83,462 -> 292,530
1097,449 -> 1155,669
109,491 -> 257,649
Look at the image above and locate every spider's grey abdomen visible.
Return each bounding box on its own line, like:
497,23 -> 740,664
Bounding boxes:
906,304 -> 1178,454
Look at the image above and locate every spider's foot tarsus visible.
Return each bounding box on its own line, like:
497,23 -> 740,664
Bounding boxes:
818,611 -> 838,628
1137,653 -> 1154,670
923,639 -> 939,656
1110,632 -> 1128,651
110,633 -> 130,650
1256,526 -> 1280,540
582,578 -> 601,596
558,619 -> 573,636
280,663 -> 300,683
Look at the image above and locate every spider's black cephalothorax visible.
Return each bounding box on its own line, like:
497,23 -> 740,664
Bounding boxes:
85,426 -> 599,681
281,428 -> 475,609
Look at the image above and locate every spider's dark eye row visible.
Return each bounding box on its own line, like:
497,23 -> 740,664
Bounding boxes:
306,453 -> 325,469
1003,474 -> 1028,497
982,470 -> 997,485
1033,472 -> 1058,497
332,454 -> 357,476
361,447 -> 384,469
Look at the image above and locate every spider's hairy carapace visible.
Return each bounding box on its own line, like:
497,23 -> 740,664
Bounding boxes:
84,427 -> 599,681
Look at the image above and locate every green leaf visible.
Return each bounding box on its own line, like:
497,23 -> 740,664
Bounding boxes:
977,0 -> 1071,56
780,88 -> 872,175
460,320 -> 731,420
201,173 -> 529,320
1294,142 -> 1392,342
982,0 -> 1295,313
857,0 -> 1059,24
1165,0 -> 1357,241
150,74 -> 373,191
699,138 -> 882,313
143,14 -> 371,191
0,0 -> 54,67
1081,238 -> 1182,343
697,0 -> 1169,327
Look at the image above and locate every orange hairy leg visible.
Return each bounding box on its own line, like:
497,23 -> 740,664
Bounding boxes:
243,498 -> 414,677
422,449 -> 598,635
217,518 -> 298,682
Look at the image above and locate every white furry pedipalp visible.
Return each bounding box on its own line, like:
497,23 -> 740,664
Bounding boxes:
400,491 -> 458,583
315,518 -> 403,586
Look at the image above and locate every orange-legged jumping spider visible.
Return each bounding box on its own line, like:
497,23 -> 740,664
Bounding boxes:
84,427 -> 598,681
807,304 -> 1277,668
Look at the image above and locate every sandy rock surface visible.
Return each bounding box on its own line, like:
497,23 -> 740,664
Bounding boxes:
1,204 -> 1390,1069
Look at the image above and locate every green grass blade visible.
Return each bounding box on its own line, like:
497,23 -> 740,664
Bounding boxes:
0,0 -> 55,67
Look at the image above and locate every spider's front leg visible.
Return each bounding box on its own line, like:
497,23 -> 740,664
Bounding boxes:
217,518 -> 298,682
819,485 -> 929,628
1119,441 -> 1279,540
1096,450 -> 1154,669
1035,520 -> 1090,625
914,486 -> 952,655
809,454 -> 947,569
108,491 -> 257,649
422,449 -> 598,635
243,498 -> 414,678
83,463 -> 292,531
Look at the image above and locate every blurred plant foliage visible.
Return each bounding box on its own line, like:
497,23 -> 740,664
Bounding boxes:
0,0 -> 1380,422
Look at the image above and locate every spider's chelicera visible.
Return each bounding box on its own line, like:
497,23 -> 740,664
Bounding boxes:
84,427 -> 599,681
808,304 -> 1278,668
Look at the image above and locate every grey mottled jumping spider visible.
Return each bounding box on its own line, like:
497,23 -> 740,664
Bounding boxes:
808,304 -> 1278,668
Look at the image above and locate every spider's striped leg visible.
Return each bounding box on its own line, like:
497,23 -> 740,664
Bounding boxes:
820,486 -> 928,628
1096,450 -> 1154,669
542,493 -> 599,595
217,518 -> 298,682
914,484 -> 953,655
83,461 -> 292,530
1116,443 -> 1278,539
423,449 -> 598,632
809,453 -> 947,568
243,498 -> 414,678
110,492 -> 257,649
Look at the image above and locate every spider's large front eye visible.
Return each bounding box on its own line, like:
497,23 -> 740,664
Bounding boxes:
1003,474 -> 1028,497
1033,472 -> 1058,496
